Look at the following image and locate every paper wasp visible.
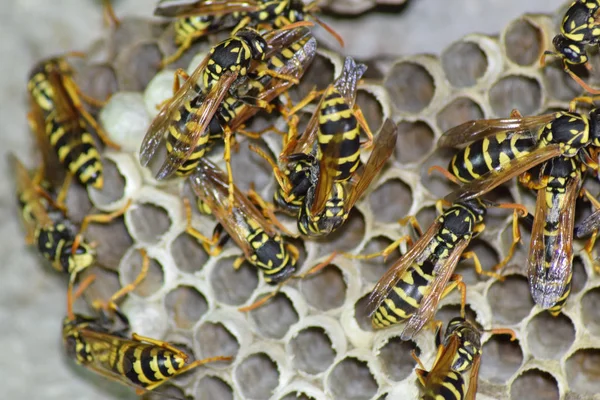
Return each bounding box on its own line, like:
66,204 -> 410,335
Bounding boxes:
139,23 -> 313,204
155,0 -> 342,66
437,105 -> 600,203
13,154 -> 129,286
63,250 -> 231,397
413,314 -> 515,400
27,55 -> 120,189
351,195 -> 525,339
186,158 -> 298,284
541,0 -> 600,94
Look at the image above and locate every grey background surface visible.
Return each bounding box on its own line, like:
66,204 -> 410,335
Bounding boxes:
0,0 -> 564,398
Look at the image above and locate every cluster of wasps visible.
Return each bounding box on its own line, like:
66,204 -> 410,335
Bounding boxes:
13,0 -> 600,399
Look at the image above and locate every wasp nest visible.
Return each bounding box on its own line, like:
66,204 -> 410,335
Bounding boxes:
17,1 -> 600,400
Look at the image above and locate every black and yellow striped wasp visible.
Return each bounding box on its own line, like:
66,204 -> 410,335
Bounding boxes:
436,105 -> 600,203
412,314 -> 515,400
154,0 -> 342,66
27,55 -> 120,189
13,154 -> 129,286
186,158 -> 299,284
139,23 -> 312,204
63,250 -> 232,397
541,0 -> 600,94
352,196 -> 525,339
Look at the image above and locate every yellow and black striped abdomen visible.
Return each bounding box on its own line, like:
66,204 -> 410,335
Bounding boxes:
318,90 -> 361,182
28,71 -> 56,113
548,276 -> 572,316
173,15 -> 217,45
449,132 -> 535,183
116,343 -> 186,388
372,259 -> 436,329
421,371 -> 466,400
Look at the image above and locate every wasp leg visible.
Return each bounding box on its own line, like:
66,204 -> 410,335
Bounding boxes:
102,0 -> 120,27
249,144 -> 294,203
428,165 -> 461,185
461,250 -> 504,280
492,208 -> 523,272
223,126 -> 236,212
183,198 -> 222,257
344,236 -> 412,260
67,273 -> 97,320
71,199 -> 132,254
569,95 -> 600,112
256,69 -> 299,85
485,327 -> 517,341
353,105 -> 374,149
287,87 -> 326,116
246,186 -> 296,237
564,63 -> 600,94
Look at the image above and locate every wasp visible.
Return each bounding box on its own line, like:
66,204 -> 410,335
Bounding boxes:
13,154 -> 129,286
27,55 -> 120,189
352,196 -> 525,339
413,315 -> 515,400
186,158 -> 299,284
541,0 -> 600,94
139,23 -> 312,205
154,0 -> 342,66
436,105 -> 600,202
63,251 -> 231,397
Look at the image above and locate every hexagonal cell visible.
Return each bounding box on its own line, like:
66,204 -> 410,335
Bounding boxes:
570,256 -> 587,296
526,312 -> 575,360
327,357 -> 378,400
455,239 -> 500,285
235,353 -> 280,400
479,335 -> 523,384
511,369 -> 560,400
194,375 -> 234,400
249,292 -> 299,339
230,140 -> 275,193
356,90 -> 384,134
394,120 -> 435,164
120,250 -> 165,298
416,206 -> 437,231
487,275 -> 534,324
581,288 -> 600,336
289,326 -> 336,375
170,232 -> 209,273
378,337 -> 418,381
88,158 -> 126,207
566,348 -> 600,395
354,293 -> 375,332
165,285 -> 208,329
127,202 -> 171,244
442,40 -> 488,87
317,208 -> 366,254
300,264 -> 347,311
195,322 -> 240,361
384,61 -> 435,113
75,63 -> 118,107
503,18 -> 544,66
85,212 -> 133,269
436,96 -> 484,133
115,42 -> 163,91
210,257 -> 259,306
369,179 -> 412,224
358,236 -> 402,284
543,63 -> 582,101
80,267 -> 123,309
489,75 -> 542,117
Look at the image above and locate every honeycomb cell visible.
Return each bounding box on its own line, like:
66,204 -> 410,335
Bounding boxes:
126,202 -> 171,245
119,249 -> 164,298
510,369 -> 560,400
300,264 -> 347,311
566,348 -> 600,395
394,120 -> 435,164
355,90 -> 384,134
503,18 -> 544,66
420,147 -> 463,198
570,256 -> 587,296
235,353 -> 280,400
210,258 -> 259,306
369,178 -> 412,224
249,292 -> 299,340
488,75 -> 542,117
526,312 -> 575,360
195,322 -> 240,362
317,208 -> 365,254
581,288 -> 600,336
85,213 -> 133,269
542,63 -> 581,101
358,236 -> 402,284
87,158 -> 126,207
442,40 -> 488,87
377,336 -> 418,381
76,63 -> 118,106
230,140 -> 275,193
170,233 -> 209,273
289,326 -> 336,375
416,206 -> 437,231
384,61 -> 435,113
276,382 -> 325,400
479,335 -> 523,383
326,357 -> 378,400
487,275 -> 534,324
354,293 -> 374,333
165,286 -> 208,329
114,42 -> 163,91
435,96 -> 484,133
194,375 -> 234,400
455,239 -> 499,285
80,268 -> 122,307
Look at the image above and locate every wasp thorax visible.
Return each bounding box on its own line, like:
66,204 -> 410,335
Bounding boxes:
237,28 -> 268,60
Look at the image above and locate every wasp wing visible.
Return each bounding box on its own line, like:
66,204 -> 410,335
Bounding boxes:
423,334 -> 461,388
528,171 -> 580,309
400,238 -> 470,341
575,208 -> 600,238
11,154 -> 54,229
333,56 -> 367,107
445,144 -> 563,202
437,114 -> 553,148
465,353 -> 482,400
154,0 -> 259,17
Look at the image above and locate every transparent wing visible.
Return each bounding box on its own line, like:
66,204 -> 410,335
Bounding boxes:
401,238 -> 470,341
437,114 -> 553,148
465,353 -> 482,400
333,57 -> 367,107
528,173 -> 580,309
575,208 -> 600,238
154,0 -> 259,17
11,154 -> 53,228
445,144 -> 563,202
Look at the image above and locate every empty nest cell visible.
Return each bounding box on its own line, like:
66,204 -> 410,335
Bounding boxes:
435,96 -> 484,134
354,293 -> 375,333
87,157 -> 126,207
194,321 -> 240,363
358,236 -> 402,283
480,334 -> 523,384
581,287 -> 600,337
234,352 -> 281,400
502,17 -> 545,67
326,356 -> 379,400
355,90 -> 384,134
193,375 -> 234,400
164,285 -> 208,330
377,336 -> 419,382
441,40 -> 489,87
210,257 -> 259,306
566,348 -> 600,395
369,178 -> 412,224
526,312 -> 575,360
289,326 -> 336,375
487,274 -> 535,325
394,120 -> 435,164
119,249 -> 165,298
300,263 -> 347,311
510,369 -> 560,400
248,292 -> 299,340
170,232 -> 209,273
315,208 -> 366,254
488,75 -> 542,117
126,202 -> 171,245
384,60 -> 435,114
